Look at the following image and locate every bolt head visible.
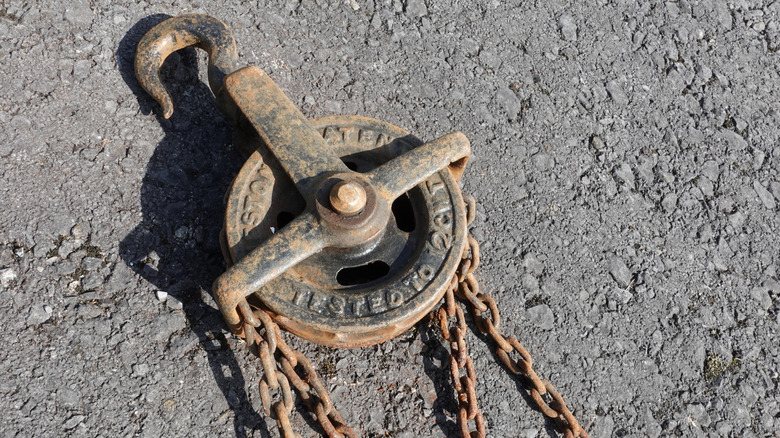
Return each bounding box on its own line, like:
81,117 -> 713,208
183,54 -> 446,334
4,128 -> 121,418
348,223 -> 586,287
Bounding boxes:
329,181 -> 367,216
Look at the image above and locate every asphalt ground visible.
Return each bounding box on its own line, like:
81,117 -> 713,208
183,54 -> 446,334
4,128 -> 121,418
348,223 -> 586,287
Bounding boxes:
1,1 -> 779,437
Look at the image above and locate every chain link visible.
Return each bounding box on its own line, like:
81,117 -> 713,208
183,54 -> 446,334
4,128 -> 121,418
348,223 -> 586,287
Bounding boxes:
234,192 -> 587,437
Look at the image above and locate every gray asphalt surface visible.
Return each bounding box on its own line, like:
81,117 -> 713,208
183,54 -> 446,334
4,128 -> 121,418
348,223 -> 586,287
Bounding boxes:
2,1 -> 779,437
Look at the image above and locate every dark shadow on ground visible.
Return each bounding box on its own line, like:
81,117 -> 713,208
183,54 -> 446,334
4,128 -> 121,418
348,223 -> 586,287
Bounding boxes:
117,15 -> 268,438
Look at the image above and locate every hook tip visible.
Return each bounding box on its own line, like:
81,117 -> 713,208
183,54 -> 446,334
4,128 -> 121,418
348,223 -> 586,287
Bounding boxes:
152,92 -> 173,118
162,103 -> 174,119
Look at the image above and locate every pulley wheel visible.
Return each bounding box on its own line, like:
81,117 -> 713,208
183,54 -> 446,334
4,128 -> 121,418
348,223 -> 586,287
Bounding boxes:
222,115 -> 467,347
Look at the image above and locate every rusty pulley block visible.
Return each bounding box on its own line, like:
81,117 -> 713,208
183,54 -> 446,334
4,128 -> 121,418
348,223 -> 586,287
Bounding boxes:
136,14 -> 470,347
135,14 -> 591,438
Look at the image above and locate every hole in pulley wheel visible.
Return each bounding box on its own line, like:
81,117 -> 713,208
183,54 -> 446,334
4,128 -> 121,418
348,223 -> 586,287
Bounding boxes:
336,260 -> 390,286
276,211 -> 295,230
342,160 -> 359,171
391,194 -> 416,232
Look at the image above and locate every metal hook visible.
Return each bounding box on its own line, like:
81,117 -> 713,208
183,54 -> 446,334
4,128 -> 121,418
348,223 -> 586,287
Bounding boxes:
134,14 -> 240,118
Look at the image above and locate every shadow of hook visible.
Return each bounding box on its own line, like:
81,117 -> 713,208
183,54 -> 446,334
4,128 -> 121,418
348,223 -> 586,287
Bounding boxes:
117,14 -> 267,438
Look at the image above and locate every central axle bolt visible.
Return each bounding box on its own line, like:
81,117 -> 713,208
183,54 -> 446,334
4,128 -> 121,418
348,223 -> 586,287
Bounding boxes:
329,180 -> 367,216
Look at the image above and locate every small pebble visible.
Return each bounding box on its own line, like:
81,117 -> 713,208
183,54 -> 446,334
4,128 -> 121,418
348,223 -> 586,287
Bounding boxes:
133,363 -> 149,376
0,268 -> 17,287
58,239 -> 81,258
695,63 -> 712,82
70,224 -> 88,240
27,305 -> 52,326
73,60 -> 91,80
606,80 -> 628,106
558,14 -> 577,42
687,403 -> 711,427
67,281 -> 81,294
405,0 -> 428,18
614,162 -> 635,189
155,290 -> 168,302
526,304 -> 554,330
696,177 -> 714,198
712,254 -> 729,272
661,193 -> 677,213
592,414 -> 615,436
521,273 -> 540,293
739,381 -> 759,406
81,272 -> 103,290
733,404 -> 751,427
608,257 -> 632,288
496,87 -> 522,119
166,295 -> 184,311
611,287 -> 633,304
532,152 -> 554,171
753,180 -> 777,209
750,287 -> 772,310
721,130 -> 747,151
734,117 -> 748,132
752,149 -> 765,169
174,226 -> 188,240
771,181 -> 780,200
81,257 -> 102,271
523,253 -> 544,276
701,160 -> 720,182
62,414 -> 85,431
729,211 -> 745,229
152,313 -> 187,342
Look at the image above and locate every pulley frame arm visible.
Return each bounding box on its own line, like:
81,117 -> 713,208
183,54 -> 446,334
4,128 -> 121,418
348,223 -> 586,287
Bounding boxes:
213,210 -> 326,331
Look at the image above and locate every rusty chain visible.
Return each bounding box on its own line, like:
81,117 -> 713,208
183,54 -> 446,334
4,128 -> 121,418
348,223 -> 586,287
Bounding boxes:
237,299 -> 357,438
437,279 -> 487,437
435,194 -> 590,438
235,193 -> 587,438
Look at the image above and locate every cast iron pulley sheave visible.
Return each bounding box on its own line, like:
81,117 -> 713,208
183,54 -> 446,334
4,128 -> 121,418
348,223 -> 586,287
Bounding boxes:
135,14 -> 472,348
